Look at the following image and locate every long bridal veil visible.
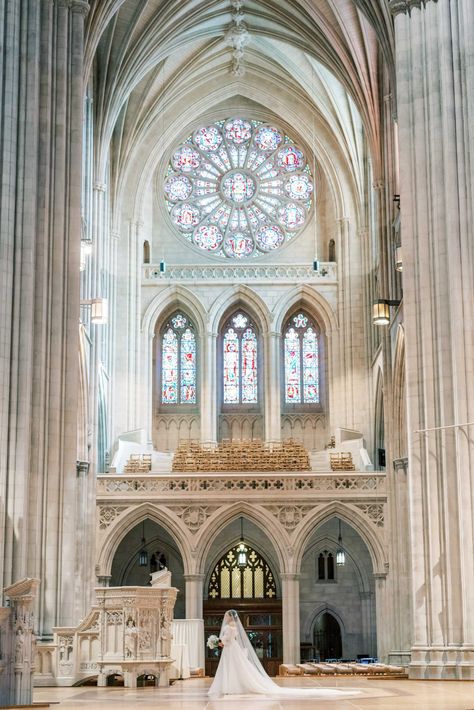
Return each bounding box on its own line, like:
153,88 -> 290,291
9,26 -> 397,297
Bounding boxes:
210,609 -> 360,700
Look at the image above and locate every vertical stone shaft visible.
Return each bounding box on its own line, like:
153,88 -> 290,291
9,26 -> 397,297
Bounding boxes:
0,0 -> 88,633
393,0 -> 474,678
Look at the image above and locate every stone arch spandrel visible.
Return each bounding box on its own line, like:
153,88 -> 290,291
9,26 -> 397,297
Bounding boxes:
208,285 -> 272,337
194,502 -> 290,577
141,285 -> 207,337
273,285 -> 338,335
291,501 -> 387,576
96,502 -> 193,577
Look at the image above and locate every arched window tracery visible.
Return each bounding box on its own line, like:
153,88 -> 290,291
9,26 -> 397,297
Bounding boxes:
160,312 -> 197,405
208,543 -> 277,599
164,117 -> 314,259
283,311 -> 320,405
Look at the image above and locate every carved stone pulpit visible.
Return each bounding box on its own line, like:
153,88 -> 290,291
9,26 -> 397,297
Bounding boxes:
1,578 -> 40,706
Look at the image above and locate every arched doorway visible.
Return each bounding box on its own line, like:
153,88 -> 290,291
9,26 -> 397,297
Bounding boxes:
204,536 -> 282,677
110,518 -> 185,618
314,612 -> 342,660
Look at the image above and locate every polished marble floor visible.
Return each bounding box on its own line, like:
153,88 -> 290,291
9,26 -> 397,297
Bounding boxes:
33,676 -> 474,709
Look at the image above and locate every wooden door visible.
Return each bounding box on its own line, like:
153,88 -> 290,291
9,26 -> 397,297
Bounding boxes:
204,600 -> 283,677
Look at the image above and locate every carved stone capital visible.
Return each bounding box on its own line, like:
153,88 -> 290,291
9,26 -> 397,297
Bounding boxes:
390,0 -> 438,16
93,181 -> 107,193
393,457 -> 408,473
76,460 -> 90,476
70,0 -> 89,15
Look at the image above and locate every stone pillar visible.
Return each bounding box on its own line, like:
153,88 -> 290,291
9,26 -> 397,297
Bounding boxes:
387,457 -> 412,665
281,574 -> 300,663
3,578 -> 40,706
390,0 -> 474,678
264,330 -> 281,443
184,574 -> 204,619
201,331 -> 217,445
0,0 -> 89,634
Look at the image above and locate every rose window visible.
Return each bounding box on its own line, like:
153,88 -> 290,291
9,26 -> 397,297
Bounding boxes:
164,118 -> 314,258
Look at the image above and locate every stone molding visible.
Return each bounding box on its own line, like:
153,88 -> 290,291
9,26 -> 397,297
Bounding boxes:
389,0 -> 438,16
96,472 -> 387,497
142,262 -> 337,284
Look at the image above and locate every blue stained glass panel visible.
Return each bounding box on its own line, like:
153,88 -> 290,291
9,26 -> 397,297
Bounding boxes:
284,328 -> 301,403
224,328 -> 239,403
242,329 -> 257,403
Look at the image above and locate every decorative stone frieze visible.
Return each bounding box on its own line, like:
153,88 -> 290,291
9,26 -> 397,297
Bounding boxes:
96,472 -> 386,498
142,262 -> 337,283
266,505 -> 316,531
355,503 -> 385,528
174,506 -> 217,532
98,505 -> 130,530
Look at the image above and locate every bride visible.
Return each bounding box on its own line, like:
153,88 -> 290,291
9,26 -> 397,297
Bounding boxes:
208,609 -> 359,699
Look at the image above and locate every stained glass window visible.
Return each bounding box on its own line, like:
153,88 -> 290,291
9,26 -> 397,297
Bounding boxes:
284,312 -> 319,404
223,313 -> 258,404
164,117 -> 314,258
208,543 -> 277,599
161,313 -> 196,405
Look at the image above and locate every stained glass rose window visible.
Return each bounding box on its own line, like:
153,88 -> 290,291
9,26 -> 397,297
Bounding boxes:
164,118 -> 314,258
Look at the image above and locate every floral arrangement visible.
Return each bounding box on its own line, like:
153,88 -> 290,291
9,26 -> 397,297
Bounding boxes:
207,634 -> 220,650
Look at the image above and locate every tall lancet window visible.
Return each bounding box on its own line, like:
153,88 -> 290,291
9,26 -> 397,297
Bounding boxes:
223,312 -> 258,404
284,312 -> 320,404
161,313 -> 197,404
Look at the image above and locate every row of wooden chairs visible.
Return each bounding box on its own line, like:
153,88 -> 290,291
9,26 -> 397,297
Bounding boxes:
123,453 -> 152,473
172,439 -> 311,472
280,662 -> 406,677
329,452 -> 355,471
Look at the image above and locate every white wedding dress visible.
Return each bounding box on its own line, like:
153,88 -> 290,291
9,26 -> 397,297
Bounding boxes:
208,611 -> 359,700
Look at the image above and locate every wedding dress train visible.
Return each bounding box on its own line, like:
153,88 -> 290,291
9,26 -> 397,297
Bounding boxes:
208,610 -> 359,700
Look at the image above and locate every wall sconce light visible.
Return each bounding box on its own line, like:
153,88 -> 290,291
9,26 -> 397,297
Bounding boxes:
336,519 -> 346,567
313,259 -> 320,272
80,298 -> 108,325
372,299 -> 401,326
394,245 -> 403,272
159,259 -> 166,274
237,517 -> 248,569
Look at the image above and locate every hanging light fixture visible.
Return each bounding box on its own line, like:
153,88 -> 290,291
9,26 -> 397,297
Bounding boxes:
138,521 -> 148,567
237,517 -> 248,569
372,299 -> 401,326
336,519 -> 345,567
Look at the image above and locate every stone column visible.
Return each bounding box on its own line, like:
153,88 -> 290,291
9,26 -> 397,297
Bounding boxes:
264,330 -> 281,443
184,574 -> 204,619
0,0 -> 89,634
281,574 -> 300,663
387,457 -> 412,665
390,0 -> 474,678
201,331 -> 217,445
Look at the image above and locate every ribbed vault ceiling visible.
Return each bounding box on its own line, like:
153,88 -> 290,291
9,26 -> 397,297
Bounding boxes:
85,0 -> 394,199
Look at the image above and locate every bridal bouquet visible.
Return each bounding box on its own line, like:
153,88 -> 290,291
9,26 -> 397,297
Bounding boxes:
207,634 -> 220,650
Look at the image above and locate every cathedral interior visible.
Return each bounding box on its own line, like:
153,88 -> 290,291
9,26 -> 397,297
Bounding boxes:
1,0 -> 474,703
